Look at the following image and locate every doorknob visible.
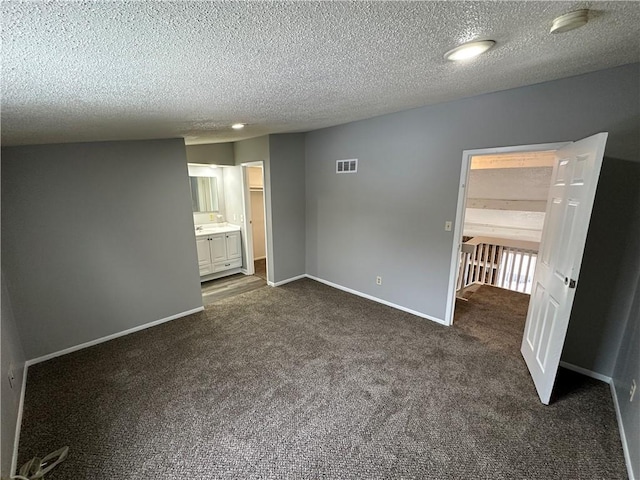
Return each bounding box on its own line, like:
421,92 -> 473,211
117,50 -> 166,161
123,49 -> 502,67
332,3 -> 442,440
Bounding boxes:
564,277 -> 577,288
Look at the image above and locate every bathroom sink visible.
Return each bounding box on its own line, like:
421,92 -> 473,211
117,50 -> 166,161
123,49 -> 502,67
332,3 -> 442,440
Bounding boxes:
194,223 -> 240,235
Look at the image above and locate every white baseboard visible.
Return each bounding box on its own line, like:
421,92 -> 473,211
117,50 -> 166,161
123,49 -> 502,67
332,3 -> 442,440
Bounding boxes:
11,363 -> 29,476
610,380 -> 636,480
26,306 -> 204,367
306,275 -> 447,325
266,273 -> 447,326
268,274 -> 307,287
558,361 -> 612,384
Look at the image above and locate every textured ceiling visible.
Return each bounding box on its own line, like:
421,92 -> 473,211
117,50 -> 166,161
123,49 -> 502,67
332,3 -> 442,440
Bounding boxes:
2,1 -> 639,146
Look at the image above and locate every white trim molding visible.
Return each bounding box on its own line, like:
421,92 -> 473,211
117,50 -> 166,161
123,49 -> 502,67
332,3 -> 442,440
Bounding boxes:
11,363 -> 29,477
268,274 -> 307,287
609,380 -> 636,480
306,275 -> 447,325
26,306 -> 204,367
559,361 -> 612,384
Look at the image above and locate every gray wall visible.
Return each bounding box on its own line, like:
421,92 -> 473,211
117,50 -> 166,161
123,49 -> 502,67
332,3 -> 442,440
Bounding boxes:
268,134 -> 306,283
305,63 -> 639,321
222,166 -> 244,227
563,158 -> 640,375
610,175 -> 640,479
1,273 -> 26,478
234,136 -> 274,282
2,139 -> 203,359
613,268 -> 639,479
185,142 -> 234,166
233,134 -> 306,284
234,136 -> 270,165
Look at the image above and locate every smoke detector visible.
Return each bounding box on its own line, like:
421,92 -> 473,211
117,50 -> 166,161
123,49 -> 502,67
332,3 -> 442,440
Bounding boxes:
550,10 -> 589,34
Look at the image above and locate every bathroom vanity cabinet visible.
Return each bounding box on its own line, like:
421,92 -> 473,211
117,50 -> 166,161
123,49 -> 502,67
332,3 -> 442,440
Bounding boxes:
196,227 -> 242,279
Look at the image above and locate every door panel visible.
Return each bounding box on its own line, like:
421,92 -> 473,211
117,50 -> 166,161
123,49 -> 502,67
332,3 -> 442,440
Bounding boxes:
521,133 -> 608,404
196,237 -> 213,275
536,297 -> 558,370
210,235 -> 227,263
554,201 -> 579,278
226,231 -> 241,260
525,285 -> 544,349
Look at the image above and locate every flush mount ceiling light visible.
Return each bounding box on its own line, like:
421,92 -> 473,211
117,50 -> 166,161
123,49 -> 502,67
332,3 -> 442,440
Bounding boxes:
550,10 -> 589,34
231,123 -> 245,130
444,40 -> 495,61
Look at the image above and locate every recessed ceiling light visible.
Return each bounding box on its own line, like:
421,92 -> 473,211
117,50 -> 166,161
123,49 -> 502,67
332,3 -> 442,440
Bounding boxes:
231,123 -> 245,130
550,10 -> 589,34
445,40 -> 496,61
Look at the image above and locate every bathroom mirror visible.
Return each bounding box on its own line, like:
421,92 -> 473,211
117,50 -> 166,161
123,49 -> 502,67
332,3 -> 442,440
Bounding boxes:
189,176 -> 219,212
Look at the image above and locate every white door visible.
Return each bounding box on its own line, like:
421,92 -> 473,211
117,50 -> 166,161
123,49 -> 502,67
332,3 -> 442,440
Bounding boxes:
240,165 -> 255,275
521,133 -> 608,404
250,189 -> 266,259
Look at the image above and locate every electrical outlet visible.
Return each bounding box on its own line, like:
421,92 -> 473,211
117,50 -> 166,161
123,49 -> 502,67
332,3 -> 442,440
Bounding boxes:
631,379 -> 637,402
376,276 -> 382,285
7,364 -> 15,389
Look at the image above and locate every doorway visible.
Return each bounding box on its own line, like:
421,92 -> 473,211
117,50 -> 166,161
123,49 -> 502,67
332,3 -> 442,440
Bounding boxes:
454,149 -> 558,305
241,161 -> 268,282
446,135 -> 609,405
445,142 -> 568,326
189,161 -> 268,305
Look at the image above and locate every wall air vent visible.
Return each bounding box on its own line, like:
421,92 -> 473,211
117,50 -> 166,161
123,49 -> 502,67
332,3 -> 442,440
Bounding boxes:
336,158 -> 358,173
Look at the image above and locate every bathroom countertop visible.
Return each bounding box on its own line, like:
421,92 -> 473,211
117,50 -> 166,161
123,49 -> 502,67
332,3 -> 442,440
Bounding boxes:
194,223 -> 241,236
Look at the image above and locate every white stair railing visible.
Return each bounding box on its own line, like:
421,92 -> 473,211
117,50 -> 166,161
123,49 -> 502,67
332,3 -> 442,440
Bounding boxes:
457,236 -> 539,294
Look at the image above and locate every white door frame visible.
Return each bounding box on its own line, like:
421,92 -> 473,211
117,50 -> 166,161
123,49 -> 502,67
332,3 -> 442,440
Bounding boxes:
240,161 -> 268,279
444,142 -> 570,326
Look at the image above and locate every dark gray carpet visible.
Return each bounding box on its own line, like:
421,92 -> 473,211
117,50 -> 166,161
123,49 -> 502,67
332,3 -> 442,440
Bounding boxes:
18,280 -> 627,479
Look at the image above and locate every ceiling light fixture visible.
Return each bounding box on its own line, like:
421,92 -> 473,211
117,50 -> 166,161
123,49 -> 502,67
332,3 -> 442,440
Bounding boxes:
550,10 -> 589,34
444,40 -> 495,61
231,123 -> 245,130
